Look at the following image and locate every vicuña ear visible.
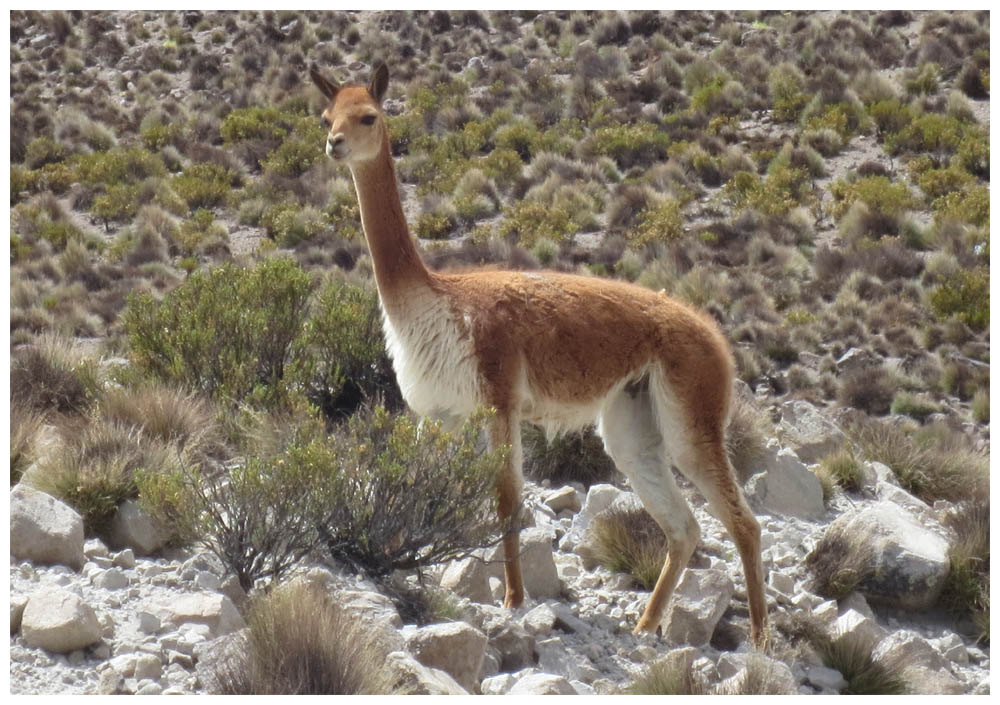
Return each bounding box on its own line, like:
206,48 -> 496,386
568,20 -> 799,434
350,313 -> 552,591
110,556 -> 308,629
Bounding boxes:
310,65 -> 340,101
368,62 -> 389,105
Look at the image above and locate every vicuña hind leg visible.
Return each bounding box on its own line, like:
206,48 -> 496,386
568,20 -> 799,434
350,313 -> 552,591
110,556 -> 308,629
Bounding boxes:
672,434 -> 768,650
597,380 -> 700,636
490,414 -> 524,609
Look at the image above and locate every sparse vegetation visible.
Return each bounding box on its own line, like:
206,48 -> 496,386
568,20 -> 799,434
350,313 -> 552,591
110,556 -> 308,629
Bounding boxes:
591,505 -> 666,590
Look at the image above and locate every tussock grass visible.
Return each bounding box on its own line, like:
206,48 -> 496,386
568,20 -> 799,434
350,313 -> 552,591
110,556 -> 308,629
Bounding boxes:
813,632 -> 906,694
815,448 -> 864,497
940,498 -> 990,643
98,384 -> 221,456
806,522 -> 874,600
209,581 -> 395,694
848,416 -> 987,503
712,655 -> 796,695
11,405 -> 47,485
626,657 -> 707,694
725,392 -> 772,484
11,335 -> 97,415
591,505 -> 666,590
521,424 -> 617,487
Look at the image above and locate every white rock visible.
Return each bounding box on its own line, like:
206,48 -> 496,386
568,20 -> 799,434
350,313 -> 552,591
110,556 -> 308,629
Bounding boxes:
806,665 -> 847,691
521,603 -> 557,635
934,634 -> 969,664
21,589 -> 102,653
509,672 -> 578,695
133,653 -> 162,681
745,441 -> 825,520
10,484 -> 86,570
137,611 -> 161,634
827,502 -> 951,609
537,636 -> 587,680
768,571 -> 795,595
154,593 -> 245,637
519,527 -> 562,599
831,608 -> 886,647
662,568 -> 734,646
813,600 -> 839,624
92,567 -> 129,590
559,484 -> 630,559
440,556 -> 493,604
481,672 -> 520,695
777,400 -> 848,464
386,650 -> 469,695
404,621 -> 487,693
108,499 -> 171,555
875,630 -> 965,694
113,549 -> 136,569
11,594 -> 28,635
544,486 -> 581,514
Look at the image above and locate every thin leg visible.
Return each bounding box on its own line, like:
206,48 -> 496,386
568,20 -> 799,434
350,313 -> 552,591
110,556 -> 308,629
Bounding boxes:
597,382 -> 700,635
490,414 -> 524,608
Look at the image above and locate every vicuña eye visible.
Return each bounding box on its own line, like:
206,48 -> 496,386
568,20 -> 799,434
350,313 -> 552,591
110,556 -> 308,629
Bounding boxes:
360,114 -> 377,126
321,117 -> 331,129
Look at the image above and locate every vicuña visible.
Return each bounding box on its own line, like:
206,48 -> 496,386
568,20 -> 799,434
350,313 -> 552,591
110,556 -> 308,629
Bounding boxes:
310,62 -> 767,648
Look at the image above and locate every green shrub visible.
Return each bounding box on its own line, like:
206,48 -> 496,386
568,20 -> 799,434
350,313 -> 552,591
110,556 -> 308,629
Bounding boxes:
140,121 -> 181,150
261,203 -> 326,247
172,163 -> 240,210
829,175 -> 916,220
889,392 -> 940,422
263,138 -> 324,178
928,267 -> 989,331
123,258 -> 314,405
499,200 -> 577,247
816,448 -> 864,494
291,279 -> 399,419
317,406 -> 508,578
629,198 -> 684,247
220,106 -> 291,143
916,165 -> 975,201
932,186 -> 989,228
868,99 -> 914,138
207,581 -> 394,694
585,121 -> 672,169
92,183 -> 141,227
768,63 -> 810,122
75,147 -> 166,185
24,136 -> 68,170
725,167 -> 810,217
904,62 -> 940,96
885,112 -> 963,157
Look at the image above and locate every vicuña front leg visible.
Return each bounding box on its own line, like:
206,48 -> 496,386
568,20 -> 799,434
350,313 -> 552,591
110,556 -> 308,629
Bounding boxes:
491,414 -> 524,608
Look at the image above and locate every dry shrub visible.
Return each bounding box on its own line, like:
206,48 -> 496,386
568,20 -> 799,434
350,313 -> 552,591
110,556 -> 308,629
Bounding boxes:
712,654 -> 796,694
11,336 -> 96,416
626,657 -> 707,694
837,365 -> 894,416
11,404 -> 47,485
209,581 -> 394,694
939,497 -> 990,642
590,505 -> 666,590
812,632 -> 906,694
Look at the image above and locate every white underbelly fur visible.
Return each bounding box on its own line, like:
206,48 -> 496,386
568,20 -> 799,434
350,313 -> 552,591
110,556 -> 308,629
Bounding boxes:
381,297 -> 483,426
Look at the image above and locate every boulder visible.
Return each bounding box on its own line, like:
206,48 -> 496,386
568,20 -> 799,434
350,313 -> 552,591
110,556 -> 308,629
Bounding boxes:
10,484 -> 86,570
662,568 -> 734,646
831,608 -> 887,647
108,499 -> 171,555
404,621 -> 487,693
836,347 -> 882,373
386,650 -> 469,695
520,603 -> 557,636
874,630 -> 965,694
558,484 -> 632,559
21,589 -> 102,653
440,557 -> 493,604
543,486 -> 581,514
509,672 -> 578,695
778,401 -> 849,464
745,441 -> 825,520
154,593 -> 245,637
519,527 -> 562,599
826,502 -> 950,609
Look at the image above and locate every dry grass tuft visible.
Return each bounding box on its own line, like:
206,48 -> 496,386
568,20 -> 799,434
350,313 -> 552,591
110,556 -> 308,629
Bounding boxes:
626,656 -> 708,694
812,632 -> 906,694
725,392 -> 772,484
209,581 -> 395,694
11,404 -> 47,485
712,654 -> 796,694
590,505 -> 666,590
805,522 -> 874,600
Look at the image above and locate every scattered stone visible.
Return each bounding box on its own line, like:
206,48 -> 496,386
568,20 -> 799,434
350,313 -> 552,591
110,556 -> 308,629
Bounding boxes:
108,500 -> 170,556
836,347 -> 882,373
10,484 -> 86,570
386,651 -> 469,695
544,486 -> 581,514
662,568 -> 734,646
831,608 -> 887,647
136,611 -> 161,635
519,527 -> 562,600
154,593 -> 245,637
404,622 -> 488,693
11,594 -> 28,634
112,549 -> 136,569
745,441 -> 825,520
521,603 -> 557,635
440,556 -> 493,604
806,665 -> 847,691
875,630 -> 965,694
98,669 -> 125,695
481,672 -> 521,695
509,671 -> 577,695
92,567 -> 129,590
778,400 -> 849,464
133,653 -> 162,681
21,590 -> 102,653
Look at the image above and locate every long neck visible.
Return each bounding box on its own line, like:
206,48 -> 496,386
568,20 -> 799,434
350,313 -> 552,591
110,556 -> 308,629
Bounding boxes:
349,135 -> 433,311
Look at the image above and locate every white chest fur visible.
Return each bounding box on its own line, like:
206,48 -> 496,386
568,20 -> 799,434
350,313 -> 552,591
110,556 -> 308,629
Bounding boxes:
380,294 -> 483,427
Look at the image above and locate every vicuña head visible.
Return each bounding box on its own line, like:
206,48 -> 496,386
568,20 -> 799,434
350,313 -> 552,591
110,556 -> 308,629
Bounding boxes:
309,61 -> 769,650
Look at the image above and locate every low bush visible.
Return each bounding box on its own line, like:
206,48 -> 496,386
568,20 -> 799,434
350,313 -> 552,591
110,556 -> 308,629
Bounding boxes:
583,120 -> 672,169
811,632 -> 906,694
816,448 -> 864,495
939,498 -> 989,642
928,267 -> 989,331
725,166 -> 810,217
172,163 -> 240,211
806,522 -> 875,600
829,175 -> 916,221
521,424 -> 617,487
628,198 -> 684,247
11,337 -> 97,415
124,258 -> 313,406
591,505 -> 666,590
932,186 -> 989,228
837,366 -> 895,416
207,581 -> 394,694
889,392 -> 940,422
498,199 -> 577,247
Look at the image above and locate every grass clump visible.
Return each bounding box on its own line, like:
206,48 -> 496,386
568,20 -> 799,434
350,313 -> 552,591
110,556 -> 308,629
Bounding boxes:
628,198 -> 684,247
939,498 -> 990,643
725,166 -> 810,217
10,337 -> 97,415
725,394 -> 772,484
590,506 -> 666,590
889,392 -> 940,422
207,581 -> 394,694
812,632 -> 906,694
816,448 -> 864,496
123,258 -> 313,406
829,175 -> 916,221
521,424 -> 617,487
626,657 -> 707,694
11,405 -> 46,485
806,522 -> 874,600
848,417 -> 987,504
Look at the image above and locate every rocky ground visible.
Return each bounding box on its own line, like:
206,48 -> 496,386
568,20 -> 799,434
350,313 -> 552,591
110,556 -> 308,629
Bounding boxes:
10,393 -> 991,694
